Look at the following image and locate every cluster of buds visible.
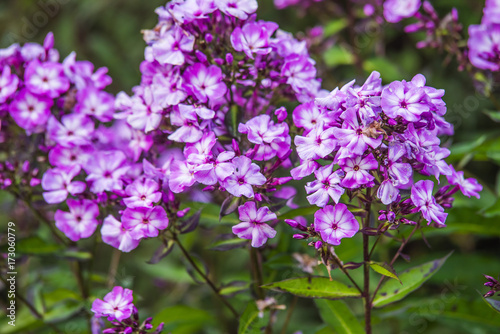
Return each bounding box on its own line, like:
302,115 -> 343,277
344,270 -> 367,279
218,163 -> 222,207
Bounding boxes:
484,275 -> 500,298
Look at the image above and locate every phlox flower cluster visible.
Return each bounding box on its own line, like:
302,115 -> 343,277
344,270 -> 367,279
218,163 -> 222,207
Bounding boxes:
468,0 -> 500,71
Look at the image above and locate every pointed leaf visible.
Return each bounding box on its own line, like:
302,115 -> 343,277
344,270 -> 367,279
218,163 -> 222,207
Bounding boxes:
148,240 -> 175,264
262,277 -> 361,299
483,297 -> 500,314
373,252 -> 452,308
315,299 -> 364,334
369,261 -> 401,284
179,210 -> 201,234
209,238 -> 247,251
220,196 -> 240,221
238,302 -> 259,334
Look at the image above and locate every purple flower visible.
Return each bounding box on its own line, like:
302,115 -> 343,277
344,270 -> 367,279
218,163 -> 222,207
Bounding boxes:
183,63 -> 227,103
54,199 -> 99,241
238,114 -> 290,161
215,0 -> 258,19
381,80 -> 429,122
24,60 -> 69,98
332,108 -> 382,157
75,87 -> 115,122
411,180 -> 447,226
41,166 -> 86,204
383,0 -> 421,23
152,27 -> 195,66
151,72 -> 187,107
0,65 -> 19,103
292,101 -> 326,133
48,145 -> 91,168
231,21 -> 278,59
193,151 -> 235,185
377,179 -> 399,205
314,204 -> 359,246
220,156 -> 266,198
169,160 -> 196,193
101,215 -> 140,252
91,286 -> 134,321
483,0 -> 500,25
114,87 -> 163,133
446,166 -> 482,199
305,164 -> 344,207
341,154 -> 378,189
124,178 -> 162,208
84,151 -> 130,193
467,24 -> 500,72
47,114 -> 95,147
386,142 -> 412,184
281,56 -> 317,94
232,201 -> 277,248
63,51 -> 112,90
294,123 -> 336,160
122,206 -> 169,239
9,89 -> 53,134
168,104 -> 204,143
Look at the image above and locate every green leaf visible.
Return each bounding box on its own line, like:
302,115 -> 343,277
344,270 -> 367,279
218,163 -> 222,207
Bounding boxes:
209,238 -> 247,251
363,58 -> 400,83
16,237 -> 63,255
153,305 -> 214,334
315,299 -> 364,334
483,197 -> 500,217
238,302 -> 259,334
369,261 -> 401,284
262,277 -> 361,299
483,110 -> 500,123
373,252 -> 452,308
323,46 -> 354,67
324,18 -> 348,36
483,297 -> 500,314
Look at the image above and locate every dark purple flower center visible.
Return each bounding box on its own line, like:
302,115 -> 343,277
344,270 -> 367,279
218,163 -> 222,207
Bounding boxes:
353,165 -> 360,171
400,101 -> 408,109
142,219 -> 149,224
140,195 -> 147,201
237,178 -> 245,185
75,216 -> 82,222
331,223 -> 338,230
104,171 -> 112,178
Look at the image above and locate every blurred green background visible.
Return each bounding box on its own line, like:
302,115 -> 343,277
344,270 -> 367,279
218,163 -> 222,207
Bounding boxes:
0,0 -> 500,333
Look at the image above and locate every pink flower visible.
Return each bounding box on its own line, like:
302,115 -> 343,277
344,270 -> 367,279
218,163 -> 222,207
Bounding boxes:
294,123 -> 336,160
215,0 -> 258,19
41,166 -> 86,204
446,166 -> 482,199
54,199 -> 99,241
75,87 -> 115,122
183,63 -> 227,103
169,160 -> 196,193
305,164 -> 344,207
220,156 -> 266,198
314,204 -> 359,246
411,180 -> 447,226
168,104 -> 204,143
232,201 -> 277,247
24,60 -> 70,98
9,89 -> 53,134
341,154 -> 378,189
91,286 -> 134,321
84,151 -> 130,193
383,0 -> 421,23
152,27 -> 195,66
47,114 -> 95,147
122,206 -> 169,239
101,215 -> 140,252
193,151 -> 235,185
0,65 -> 19,103
231,21 -> 278,59
124,178 -> 162,208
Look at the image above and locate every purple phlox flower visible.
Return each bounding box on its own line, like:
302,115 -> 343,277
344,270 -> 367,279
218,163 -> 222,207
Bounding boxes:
151,72 -> 187,107
220,156 -> 266,198
0,65 -> 18,103
114,87 -> 163,133
294,122 -> 336,160
314,203 -> 359,246
483,0 -> 500,24
273,186 -> 298,208
467,24 -> 500,71
24,60 -> 69,98
63,52 -> 112,90
152,26 -> 195,66
271,30 -> 308,58
402,123 -> 440,157
381,79 -> 429,122
232,201 -> 277,248
54,199 -> 99,241
75,87 -> 115,122
333,108 -> 382,158
41,165 -> 86,204
9,89 -> 53,134
411,180 -> 447,226
122,206 -> 169,239
169,160 -> 196,193
385,142 -> 413,184
290,159 -> 319,180
292,102 -> 328,133
281,56 -> 317,94
305,164 -> 345,207
341,153 -> 378,189
168,104 -> 204,143
183,63 -> 227,103
84,150 -> 130,193
215,0 -> 258,19
48,145 -> 92,168
238,114 -> 291,161
192,151 -> 235,185
377,179 -> 400,205
172,0 -> 217,22
419,146 -> 452,180
446,165 -> 482,199
47,114 -> 94,147
383,0 -> 421,23
143,148 -> 184,184
101,215 -> 140,252
124,178 -> 162,208
91,286 -> 134,321
184,131 -> 218,159
410,74 -> 446,116
231,21 -> 279,59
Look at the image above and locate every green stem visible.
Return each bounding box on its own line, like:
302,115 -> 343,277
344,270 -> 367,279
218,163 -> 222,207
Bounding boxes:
280,296 -> 298,334
250,246 -> 265,300
331,255 -> 363,294
363,191 -> 372,334
174,235 -> 239,318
